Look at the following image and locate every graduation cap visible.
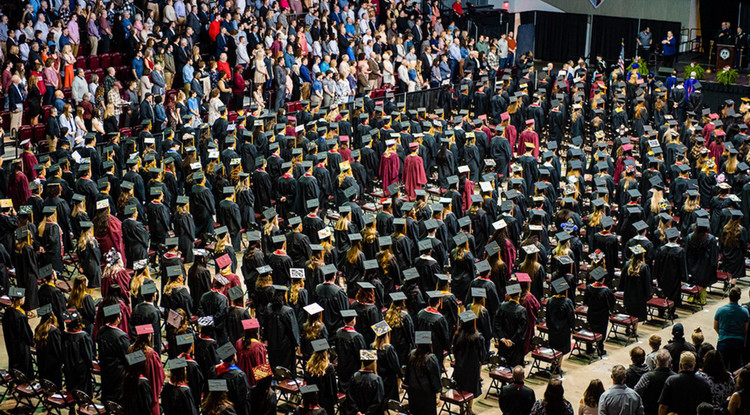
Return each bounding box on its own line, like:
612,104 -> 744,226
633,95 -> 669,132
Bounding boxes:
208,379 -> 229,392
216,254 -> 232,270
40,264 -> 54,279
300,384 -> 320,398
600,216 -> 614,228
629,245 -> 646,255
372,320 -> 391,337
310,338 -> 330,354
393,218 -> 406,226
389,292 -> 407,302
288,216 -> 302,227
665,227 -> 680,240
241,319 -> 260,331
556,231 -> 572,243
140,281 -> 157,296
415,331 -> 432,345
522,244 -> 539,255
403,267 -> 419,281
458,310 -> 477,323
551,278 -> 569,294
557,255 -> 573,266
506,284 -> 522,296
103,304 -> 121,318
168,357 -> 187,370
227,286 -> 245,302
303,303 -> 324,316
418,239 -> 432,253
263,208 -> 277,220
378,236 -> 393,247
135,324 -> 154,336
475,260 -> 491,274
271,234 -> 286,245
731,209 -> 744,218
176,333 -> 194,346
485,241 -> 501,256
165,237 -> 179,247
216,343 -> 236,361
589,266 -> 607,281
458,216 -> 471,228
321,264 -> 337,275
453,232 -> 469,246
401,202 -> 415,212
341,309 -> 358,320
256,265 -> 272,275
38,303 -> 53,317
96,199 -> 109,210
126,351 -> 146,366
360,349 -> 378,361
633,221 -> 648,232
363,260 -> 379,271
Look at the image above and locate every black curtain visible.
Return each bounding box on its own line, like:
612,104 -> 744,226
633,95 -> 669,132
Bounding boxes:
520,11 -> 534,25
590,16 -> 639,62
700,0 -> 741,55
640,19 -> 681,56
534,12 -> 587,62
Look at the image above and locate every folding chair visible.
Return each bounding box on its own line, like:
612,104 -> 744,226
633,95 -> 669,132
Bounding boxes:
438,378 -> 473,415
484,354 -> 512,399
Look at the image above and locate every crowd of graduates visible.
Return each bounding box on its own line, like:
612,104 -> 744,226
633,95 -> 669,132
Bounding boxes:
3,0 -> 750,413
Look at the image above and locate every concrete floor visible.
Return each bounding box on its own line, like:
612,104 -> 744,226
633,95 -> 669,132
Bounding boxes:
0,265 -> 738,414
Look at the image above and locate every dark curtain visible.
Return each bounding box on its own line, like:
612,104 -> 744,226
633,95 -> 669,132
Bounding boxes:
640,19 -> 682,56
700,0 -> 741,56
520,11 -> 534,25
590,16 -> 639,62
534,12 -> 587,63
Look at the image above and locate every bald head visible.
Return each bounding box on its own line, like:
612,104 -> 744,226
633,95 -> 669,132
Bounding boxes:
512,365 -> 525,382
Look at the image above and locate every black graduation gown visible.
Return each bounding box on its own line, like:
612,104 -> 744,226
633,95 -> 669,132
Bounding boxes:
218,199 -> 243,250
416,308 -> 451,362
315,282 -> 350,333
236,189 -> 256,230
287,231 -> 313,269
276,174 -> 298,220
198,290 -> 229,343
584,284 -> 615,337
720,227 -> 749,281
190,184 -> 216,237
13,245 -> 40,310
335,327 -> 368,391
619,262 -> 652,322
39,222 -> 64,272
453,333 -> 486,396
97,324 -> 130,403
342,370 -> 385,415
654,243 -> 689,305
686,233 -> 720,287
493,300 -> 527,367
252,169 -> 274,212
267,250 -> 293,286
264,304 -> 300,373
37,325 -> 64,387
124,377 -> 154,415
226,306 -> 252,346
390,311 -> 415,365
62,330 -> 95,395
38,283 -> 68,328
304,363 -> 338,415
147,201 -> 171,247
174,212 -> 196,264
302,214 -> 326,244
122,218 -> 149,266
450,251 -> 476,303
353,301 -> 383,346
404,353 -> 442,415
210,366 -> 252,415
161,383 -> 199,415
593,232 -> 619,286
546,296 -> 575,353
376,344 -> 400,404
78,241 -> 102,288
392,234 -> 415,270
188,264 -> 212,313
3,307 -> 34,378
195,336 -> 220,379
415,255 -> 442,296
130,302 -> 163,354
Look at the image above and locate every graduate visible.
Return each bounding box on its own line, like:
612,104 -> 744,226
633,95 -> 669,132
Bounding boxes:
546,278 -> 575,355
403,142 -> 427,201
584,267 -> 615,355
38,266 -> 68,326
342,349 -> 385,415
13,227 -> 40,311
297,385 -> 327,415
304,338 -> 339,415
493,283 -> 527,367
121,204 -> 149,267
217,186 -> 243,251
300,302 -> 328,361
404,331 -> 442,415
146,187 -> 171,248
202,379 -> 239,415
416,291 -> 451,367
620,245 -> 652,323
380,139 -> 401,196
161,358 -> 200,415
315,264 -> 350,333
198,276 -> 230,344
66,275 -> 97,335
352,282 -> 382,346
452,310 -> 486,413
130,282 -> 163,354
188,250 -> 213,312
3,287 -> 34,378
130,324 -> 166,415
190,171 -> 217,238
654,227 -> 688,314
34,304 -> 63,386
264,285 -> 300,373
235,318 -> 268,386
335,309 -> 367,392
122,351 -> 155,415
38,206 -> 64,273
62,308 -> 96,395
173,196 -> 196,264
97,303 -> 131,404
209,342 -> 252,415
76,221 -> 102,288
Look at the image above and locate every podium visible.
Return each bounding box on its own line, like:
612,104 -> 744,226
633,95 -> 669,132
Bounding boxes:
716,44 -> 735,70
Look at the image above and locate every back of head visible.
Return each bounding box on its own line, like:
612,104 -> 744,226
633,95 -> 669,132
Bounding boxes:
729,286 -> 742,303
611,364 -> 627,385
679,351 -> 697,372
630,346 -> 646,366
655,349 -> 672,369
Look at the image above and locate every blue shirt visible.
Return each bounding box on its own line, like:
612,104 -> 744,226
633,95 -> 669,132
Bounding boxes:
662,37 -> 677,56
132,58 -> 144,79
183,65 -> 194,85
715,302 -> 749,342
300,65 -> 312,83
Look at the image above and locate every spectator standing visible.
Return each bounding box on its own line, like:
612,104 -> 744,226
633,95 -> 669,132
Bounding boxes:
658,352 -> 713,415
598,365 -> 644,415
714,287 -> 749,371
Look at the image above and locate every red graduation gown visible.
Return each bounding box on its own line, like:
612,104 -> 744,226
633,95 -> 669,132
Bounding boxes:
235,338 -> 268,386
144,347 -> 165,415
379,152 -> 400,196
520,292 -> 540,354
20,151 -> 38,181
96,215 -> 126,268
8,171 -> 30,210
93,299 -> 131,339
101,269 -> 132,307
517,129 -> 539,158
505,125 -> 517,157
403,154 -> 427,200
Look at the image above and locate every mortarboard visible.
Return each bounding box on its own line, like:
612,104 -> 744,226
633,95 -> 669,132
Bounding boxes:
227,286 -> 245,301
341,309 -> 358,319
216,254 -> 232,270
126,351 -> 146,366
475,260 -> 491,274
135,324 -> 154,336
360,349 -> 378,361
208,379 -> 229,392
389,292 -> 407,302
415,331 -> 432,345
311,339 -> 330,352
600,216 -> 614,228
242,319 -> 260,330
506,284 -> 522,295
103,304 -> 121,317
378,236 -> 393,247
551,278 -> 569,294
372,320 -> 391,337
403,267 -> 419,281
458,310 -> 477,323
216,343 -> 236,361
176,333 -> 194,346
140,281 -> 157,295
590,267 -> 607,281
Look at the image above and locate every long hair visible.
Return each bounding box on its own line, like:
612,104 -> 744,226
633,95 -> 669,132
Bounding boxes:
346,240 -> 363,264
628,254 -> 644,276
38,210 -> 58,237
335,211 -> 351,231
363,222 -> 378,243
201,392 -> 234,415
302,314 -> 324,340
588,207 -> 603,227
305,350 -> 329,377
93,208 -> 111,237
650,190 -> 664,214
289,278 -> 304,305
583,379 -> 605,408
520,251 -> 540,275
68,275 -> 89,309
130,268 -> 152,298
385,301 -> 404,328
721,217 -> 743,248
77,226 -> 98,251
542,378 -> 567,414
34,313 -> 58,348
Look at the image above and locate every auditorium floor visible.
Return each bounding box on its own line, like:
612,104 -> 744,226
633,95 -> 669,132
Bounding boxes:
0,270 -> 739,414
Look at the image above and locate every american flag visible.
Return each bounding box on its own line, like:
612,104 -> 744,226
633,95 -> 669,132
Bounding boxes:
618,39 -> 625,74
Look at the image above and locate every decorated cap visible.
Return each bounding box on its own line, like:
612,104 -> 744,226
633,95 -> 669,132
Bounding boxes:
135,324 -> 154,336
372,320 -> 391,337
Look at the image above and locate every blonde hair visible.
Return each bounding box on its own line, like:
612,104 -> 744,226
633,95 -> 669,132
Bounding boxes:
77,226 -> 97,251
67,275 -> 89,309
130,268 -> 152,298
305,350 -> 329,377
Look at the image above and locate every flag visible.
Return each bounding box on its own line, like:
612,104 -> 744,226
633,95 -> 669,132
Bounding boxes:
618,39 -> 625,74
